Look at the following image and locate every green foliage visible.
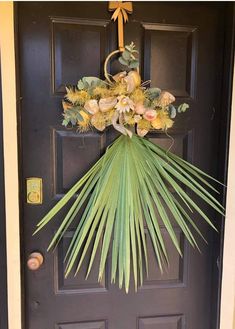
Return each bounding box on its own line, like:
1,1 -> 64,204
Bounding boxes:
178,103 -> 189,113
35,135 -> 224,293
168,104 -> 177,118
146,88 -> 161,101
77,77 -> 106,91
62,106 -> 84,126
118,42 -> 139,69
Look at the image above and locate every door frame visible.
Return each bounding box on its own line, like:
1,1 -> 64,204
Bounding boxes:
220,57 -> 235,329
212,4 -> 235,329
0,38 -> 9,329
0,3 -> 22,329
0,2 -> 234,329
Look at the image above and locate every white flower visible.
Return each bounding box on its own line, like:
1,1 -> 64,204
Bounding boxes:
84,99 -> 99,114
115,95 -> 135,114
99,97 -> 117,112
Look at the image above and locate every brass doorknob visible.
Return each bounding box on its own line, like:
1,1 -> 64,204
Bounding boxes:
27,252 -> 44,270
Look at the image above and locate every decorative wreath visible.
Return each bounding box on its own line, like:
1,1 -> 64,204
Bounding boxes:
35,3 -> 224,293
61,43 -> 189,138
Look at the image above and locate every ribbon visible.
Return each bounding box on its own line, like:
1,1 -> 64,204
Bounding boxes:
111,112 -> 133,138
108,1 -> 133,51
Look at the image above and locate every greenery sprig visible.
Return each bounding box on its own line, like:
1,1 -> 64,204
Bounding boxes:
118,42 -> 139,69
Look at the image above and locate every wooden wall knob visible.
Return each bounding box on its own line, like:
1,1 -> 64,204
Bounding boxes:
27,252 -> 44,270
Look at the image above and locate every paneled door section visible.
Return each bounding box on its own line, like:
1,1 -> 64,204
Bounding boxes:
18,2 -> 227,329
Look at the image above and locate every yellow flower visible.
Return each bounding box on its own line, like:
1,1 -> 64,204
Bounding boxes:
77,110 -> 91,132
130,88 -> 146,104
124,113 -> 135,125
62,100 -> 72,111
65,87 -> 90,105
104,109 -> 115,125
111,82 -> 128,96
137,119 -> 151,131
92,86 -> 111,98
151,111 -> 174,130
137,119 -> 151,137
137,128 -> 148,137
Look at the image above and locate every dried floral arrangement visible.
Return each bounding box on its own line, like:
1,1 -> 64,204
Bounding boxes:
35,43 -> 224,293
61,43 -> 188,137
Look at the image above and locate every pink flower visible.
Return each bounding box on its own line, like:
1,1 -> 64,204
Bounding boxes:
143,109 -> 157,121
135,102 -> 146,115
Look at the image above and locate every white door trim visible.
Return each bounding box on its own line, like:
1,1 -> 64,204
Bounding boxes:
0,3 -> 22,329
219,55 -> 235,329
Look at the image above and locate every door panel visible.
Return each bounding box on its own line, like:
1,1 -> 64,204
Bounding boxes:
18,2 -> 227,329
51,17 -> 110,94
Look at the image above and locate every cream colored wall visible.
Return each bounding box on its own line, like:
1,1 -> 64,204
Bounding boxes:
0,2 -> 234,329
0,2 -> 22,329
219,58 -> 235,329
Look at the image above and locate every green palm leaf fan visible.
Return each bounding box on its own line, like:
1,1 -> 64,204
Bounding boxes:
34,3 -> 225,293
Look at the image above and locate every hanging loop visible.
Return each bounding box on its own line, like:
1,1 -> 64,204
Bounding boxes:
104,49 -> 122,83
104,49 -> 139,84
108,1 -> 133,51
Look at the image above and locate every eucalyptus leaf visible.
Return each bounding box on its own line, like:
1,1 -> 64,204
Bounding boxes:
70,118 -> 77,125
144,99 -> 151,107
125,45 -> 133,52
146,88 -> 161,100
76,111 -> 84,122
62,119 -> 68,126
77,80 -> 84,90
169,104 -> 177,118
119,57 -> 129,66
77,77 -> 105,90
122,50 -> 131,61
178,103 -> 189,113
129,60 -> 140,69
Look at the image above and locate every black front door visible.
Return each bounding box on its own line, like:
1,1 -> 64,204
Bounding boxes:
18,2 -> 230,329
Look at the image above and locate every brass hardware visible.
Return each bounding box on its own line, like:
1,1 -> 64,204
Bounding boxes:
27,252 -> 44,271
26,177 -> 43,204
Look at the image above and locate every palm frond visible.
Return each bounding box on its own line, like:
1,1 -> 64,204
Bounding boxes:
35,134 -> 225,293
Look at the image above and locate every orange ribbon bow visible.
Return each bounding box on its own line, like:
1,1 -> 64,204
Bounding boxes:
109,1 -> 133,51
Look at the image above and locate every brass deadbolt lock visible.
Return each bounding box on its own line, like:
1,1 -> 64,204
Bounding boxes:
26,177 -> 43,204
